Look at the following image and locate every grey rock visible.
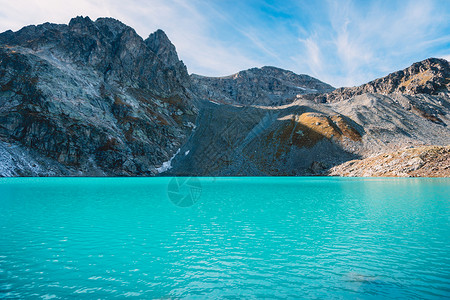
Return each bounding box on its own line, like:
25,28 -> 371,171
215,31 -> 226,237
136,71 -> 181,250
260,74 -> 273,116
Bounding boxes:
167,91 -> 450,176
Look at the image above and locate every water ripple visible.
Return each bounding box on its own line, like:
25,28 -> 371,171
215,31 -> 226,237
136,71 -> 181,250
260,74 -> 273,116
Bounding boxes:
0,177 -> 449,298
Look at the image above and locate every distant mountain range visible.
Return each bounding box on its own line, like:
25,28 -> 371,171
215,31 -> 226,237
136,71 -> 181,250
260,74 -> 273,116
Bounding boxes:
0,17 -> 449,176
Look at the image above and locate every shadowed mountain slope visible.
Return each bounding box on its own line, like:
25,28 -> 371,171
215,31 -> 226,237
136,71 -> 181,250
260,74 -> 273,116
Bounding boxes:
168,92 -> 450,176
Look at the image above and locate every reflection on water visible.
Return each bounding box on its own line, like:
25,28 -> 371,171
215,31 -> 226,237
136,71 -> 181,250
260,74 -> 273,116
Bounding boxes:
0,177 -> 449,298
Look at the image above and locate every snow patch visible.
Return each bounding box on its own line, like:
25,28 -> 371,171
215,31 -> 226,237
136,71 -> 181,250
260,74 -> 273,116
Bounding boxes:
208,99 -> 221,105
296,86 -> 317,92
156,149 -> 180,173
186,121 -> 196,129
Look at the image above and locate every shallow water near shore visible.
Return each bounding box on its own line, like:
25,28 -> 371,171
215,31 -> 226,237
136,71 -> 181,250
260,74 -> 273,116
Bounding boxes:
0,177 -> 449,299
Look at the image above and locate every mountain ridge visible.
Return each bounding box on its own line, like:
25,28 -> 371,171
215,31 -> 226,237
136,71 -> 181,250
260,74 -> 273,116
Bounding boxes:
0,16 -> 197,176
0,17 -> 449,176
308,57 -> 450,103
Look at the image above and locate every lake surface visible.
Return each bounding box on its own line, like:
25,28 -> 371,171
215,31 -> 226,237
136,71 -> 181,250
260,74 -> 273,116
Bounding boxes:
0,177 -> 449,299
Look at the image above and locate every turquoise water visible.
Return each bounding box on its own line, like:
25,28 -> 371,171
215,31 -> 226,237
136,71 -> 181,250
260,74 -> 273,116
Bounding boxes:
0,177 -> 449,299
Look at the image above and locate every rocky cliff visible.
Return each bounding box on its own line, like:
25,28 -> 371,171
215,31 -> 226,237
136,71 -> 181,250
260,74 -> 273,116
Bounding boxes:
328,145 -> 450,177
0,17 -> 196,176
167,91 -> 450,176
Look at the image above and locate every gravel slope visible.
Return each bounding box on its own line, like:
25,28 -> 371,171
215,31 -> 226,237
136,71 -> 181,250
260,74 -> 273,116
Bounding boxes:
328,145 -> 450,177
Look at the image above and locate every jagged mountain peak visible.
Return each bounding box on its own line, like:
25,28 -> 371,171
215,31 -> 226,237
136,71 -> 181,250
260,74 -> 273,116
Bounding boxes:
67,16 -> 101,37
364,57 -> 450,94
68,16 -> 142,45
395,58 -> 449,92
68,15 -> 93,26
237,66 -> 333,86
145,29 -> 181,68
69,16 -> 129,33
94,17 -> 131,38
149,29 -> 170,41
248,65 -> 302,73
0,16 -> 191,95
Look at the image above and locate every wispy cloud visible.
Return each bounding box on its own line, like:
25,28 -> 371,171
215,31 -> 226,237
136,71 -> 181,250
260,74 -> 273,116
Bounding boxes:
291,0 -> 450,86
295,35 -> 325,79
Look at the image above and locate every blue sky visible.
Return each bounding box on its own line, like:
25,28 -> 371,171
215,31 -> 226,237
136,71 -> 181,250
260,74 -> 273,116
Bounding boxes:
0,0 -> 449,87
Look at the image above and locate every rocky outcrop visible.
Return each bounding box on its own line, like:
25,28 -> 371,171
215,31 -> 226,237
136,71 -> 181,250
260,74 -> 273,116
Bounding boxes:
167,92 -> 450,176
311,58 -> 450,103
191,66 -> 334,106
328,145 -> 450,177
0,16 -> 197,176
167,58 -> 450,177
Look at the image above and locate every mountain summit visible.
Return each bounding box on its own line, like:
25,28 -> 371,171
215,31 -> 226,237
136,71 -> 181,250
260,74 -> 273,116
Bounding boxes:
146,29 -> 182,68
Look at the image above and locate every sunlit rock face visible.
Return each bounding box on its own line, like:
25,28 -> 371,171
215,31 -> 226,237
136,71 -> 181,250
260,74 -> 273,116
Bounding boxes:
329,145 -> 450,177
0,16 -> 197,175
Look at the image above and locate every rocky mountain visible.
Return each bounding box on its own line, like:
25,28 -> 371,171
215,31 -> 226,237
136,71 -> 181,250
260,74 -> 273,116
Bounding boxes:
168,58 -> 450,176
0,17 -> 449,177
310,58 -> 450,103
0,16 -> 196,176
191,66 -> 334,106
